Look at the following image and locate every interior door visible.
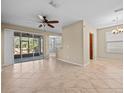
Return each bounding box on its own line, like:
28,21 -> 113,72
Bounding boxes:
89,33 -> 93,60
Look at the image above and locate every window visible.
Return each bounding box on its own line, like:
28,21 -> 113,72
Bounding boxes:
106,32 -> 123,54
49,36 -> 62,53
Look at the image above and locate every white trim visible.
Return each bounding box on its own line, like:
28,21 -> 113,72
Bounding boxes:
2,63 -> 13,67
2,64 -> 13,72
57,58 -> 83,66
5,28 -> 42,36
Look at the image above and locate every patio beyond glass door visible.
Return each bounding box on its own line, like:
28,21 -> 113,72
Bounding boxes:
33,36 -> 41,56
14,34 -> 21,59
14,32 -> 44,63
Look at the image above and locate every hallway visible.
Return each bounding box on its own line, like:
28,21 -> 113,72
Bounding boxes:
2,58 -> 123,93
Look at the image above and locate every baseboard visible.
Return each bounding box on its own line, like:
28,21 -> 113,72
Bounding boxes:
2,63 -> 13,67
57,58 -> 83,66
96,57 -> 123,61
2,64 -> 13,72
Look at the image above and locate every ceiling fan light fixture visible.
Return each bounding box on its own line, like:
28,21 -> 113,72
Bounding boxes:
37,15 -> 59,29
38,15 -> 43,20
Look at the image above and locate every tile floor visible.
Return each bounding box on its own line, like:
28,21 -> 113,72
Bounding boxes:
2,58 -> 123,93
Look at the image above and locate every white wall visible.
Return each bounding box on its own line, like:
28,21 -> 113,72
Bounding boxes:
4,29 -> 14,66
1,29 -> 4,65
97,25 -> 123,60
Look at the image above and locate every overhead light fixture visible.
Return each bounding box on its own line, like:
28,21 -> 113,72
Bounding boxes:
38,15 -> 43,20
112,8 -> 123,34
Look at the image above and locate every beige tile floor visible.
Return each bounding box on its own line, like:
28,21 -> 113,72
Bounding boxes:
2,58 -> 123,93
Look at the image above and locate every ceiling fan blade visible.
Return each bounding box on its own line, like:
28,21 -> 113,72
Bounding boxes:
47,24 -> 55,28
39,24 -> 42,28
47,20 -> 59,23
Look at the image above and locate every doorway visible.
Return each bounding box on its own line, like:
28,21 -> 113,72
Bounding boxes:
89,32 -> 93,60
48,36 -> 62,57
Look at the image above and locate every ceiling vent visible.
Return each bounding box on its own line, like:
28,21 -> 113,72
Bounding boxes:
49,0 -> 61,8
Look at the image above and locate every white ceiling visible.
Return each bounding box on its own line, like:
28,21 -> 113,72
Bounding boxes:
1,0 -> 123,33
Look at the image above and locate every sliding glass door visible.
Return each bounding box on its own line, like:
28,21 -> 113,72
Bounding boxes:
14,32 -> 44,63
33,35 -> 41,56
14,32 -> 21,59
21,33 -> 33,57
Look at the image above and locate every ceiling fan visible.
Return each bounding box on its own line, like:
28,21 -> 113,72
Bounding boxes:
38,15 -> 59,28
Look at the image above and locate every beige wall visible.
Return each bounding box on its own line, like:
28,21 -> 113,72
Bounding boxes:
57,21 -> 84,66
57,21 -> 97,66
97,25 -> 123,60
43,35 -> 49,58
1,23 -> 61,65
